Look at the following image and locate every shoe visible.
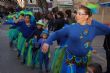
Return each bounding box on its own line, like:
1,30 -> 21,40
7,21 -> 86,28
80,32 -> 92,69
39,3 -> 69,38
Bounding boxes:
46,69 -> 49,73
9,41 -> 13,48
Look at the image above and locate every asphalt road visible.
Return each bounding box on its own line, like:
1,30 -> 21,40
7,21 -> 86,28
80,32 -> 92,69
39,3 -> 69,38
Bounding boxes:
0,25 -> 40,73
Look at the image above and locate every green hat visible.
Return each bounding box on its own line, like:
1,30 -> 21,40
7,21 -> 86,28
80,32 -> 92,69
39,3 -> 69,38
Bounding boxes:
36,20 -> 46,26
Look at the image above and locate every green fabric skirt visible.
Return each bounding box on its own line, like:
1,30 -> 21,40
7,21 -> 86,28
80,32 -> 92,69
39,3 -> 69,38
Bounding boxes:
17,32 -> 26,51
51,48 -> 92,73
7,28 -> 19,41
26,46 -> 40,67
26,39 -> 40,67
87,51 -> 92,65
51,47 -> 66,73
26,45 -> 32,66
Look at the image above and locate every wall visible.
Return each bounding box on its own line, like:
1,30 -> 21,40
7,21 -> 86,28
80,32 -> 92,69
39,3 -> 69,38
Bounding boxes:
93,7 -> 110,23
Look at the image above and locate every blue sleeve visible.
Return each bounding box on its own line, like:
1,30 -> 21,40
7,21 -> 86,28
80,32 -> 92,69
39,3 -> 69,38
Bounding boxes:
26,29 -> 36,42
38,39 -> 42,45
4,19 -> 15,25
92,20 -> 110,35
16,21 -> 24,26
89,47 -> 93,51
4,20 -> 24,27
46,26 -> 69,45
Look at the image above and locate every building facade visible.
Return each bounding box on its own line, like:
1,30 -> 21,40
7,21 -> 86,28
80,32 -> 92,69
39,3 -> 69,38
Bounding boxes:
0,0 -> 17,16
25,0 -> 49,13
52,0 -> 73,10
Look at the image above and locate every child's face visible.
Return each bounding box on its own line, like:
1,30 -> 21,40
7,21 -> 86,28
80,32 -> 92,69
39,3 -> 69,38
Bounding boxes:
19,15 -> 24,20
42,34 -> 47,39
37,24 -> 43,29
25,16 -> 30,23
34,35 -> 37,38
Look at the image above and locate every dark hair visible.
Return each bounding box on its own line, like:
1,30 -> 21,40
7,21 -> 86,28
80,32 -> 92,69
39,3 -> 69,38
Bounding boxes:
35,12 -> 42,21
18,13 -> 24,18
65,9 -> 72,17
79,5 -> 92,17
52,7 -> 58,14
73,10 -> 77,14
25,14 -> 31,19
20,13 -> 24,16
88,63 -> 102,73
57,11 -> 64,18
42,14 -> 50,20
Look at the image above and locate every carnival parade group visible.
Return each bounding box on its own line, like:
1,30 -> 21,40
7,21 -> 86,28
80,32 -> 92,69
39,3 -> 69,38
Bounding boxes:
2,5 -> 110,73
3,9 -> 73,73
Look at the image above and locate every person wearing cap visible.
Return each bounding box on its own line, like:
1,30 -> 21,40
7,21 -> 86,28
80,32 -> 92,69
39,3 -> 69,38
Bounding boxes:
25,20 -> 45,67
4,14 -> 36,63
26,19 -> 46,43
12,14 -> 36,64
38,29 -> 50,73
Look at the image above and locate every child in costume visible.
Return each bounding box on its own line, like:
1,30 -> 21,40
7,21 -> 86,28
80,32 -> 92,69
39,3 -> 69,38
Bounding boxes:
31,35 -> 40,68
25,20 -> 45,67
9,16 -> 18,48
4,15 -> 19,48
11,14 -> 36,64
38,30 -> 49,73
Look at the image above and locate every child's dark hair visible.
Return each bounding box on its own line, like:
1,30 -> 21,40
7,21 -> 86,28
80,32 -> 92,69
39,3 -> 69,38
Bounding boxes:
88,63 -> 102,73
18,13 -> 24,18
25,14 -> 31,19
20,13 -> 24,16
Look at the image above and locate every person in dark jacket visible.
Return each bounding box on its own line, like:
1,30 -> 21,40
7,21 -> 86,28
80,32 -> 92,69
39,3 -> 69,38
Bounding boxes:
103,34 -> 110,73
53,11 -> 68,31
65,9 -> 76,24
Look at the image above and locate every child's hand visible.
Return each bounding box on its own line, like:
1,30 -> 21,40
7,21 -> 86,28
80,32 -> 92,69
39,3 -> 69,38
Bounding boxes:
42,43 -> 49,53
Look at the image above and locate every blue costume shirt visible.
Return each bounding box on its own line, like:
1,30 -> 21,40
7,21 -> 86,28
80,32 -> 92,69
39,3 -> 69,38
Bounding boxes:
46,20 -> 110,56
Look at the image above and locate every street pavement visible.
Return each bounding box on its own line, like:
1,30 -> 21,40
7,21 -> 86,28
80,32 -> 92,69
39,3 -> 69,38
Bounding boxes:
0,25 -> 107,73
0,25 -> 39,73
